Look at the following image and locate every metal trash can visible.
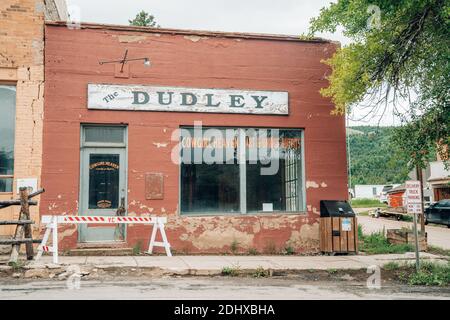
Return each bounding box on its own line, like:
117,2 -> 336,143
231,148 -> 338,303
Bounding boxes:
319,200 -> 358,254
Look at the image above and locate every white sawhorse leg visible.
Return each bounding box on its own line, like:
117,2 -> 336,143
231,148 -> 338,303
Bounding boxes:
35,217 -> 59,264
147,220 -> 172,257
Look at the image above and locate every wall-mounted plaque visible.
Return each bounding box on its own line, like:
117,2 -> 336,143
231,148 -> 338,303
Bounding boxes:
145,173 -> 164,200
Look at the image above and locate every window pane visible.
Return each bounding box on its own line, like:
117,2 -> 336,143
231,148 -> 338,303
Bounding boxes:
180,128 -> 240,214
0,177 -> 13,193
89,154 -> 120,209
84,126 -> 124,144
246,129 -> 302,212
0,86 -> 16,176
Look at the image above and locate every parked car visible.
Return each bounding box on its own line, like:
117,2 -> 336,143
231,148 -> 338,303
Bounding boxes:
424,199 -> 450,227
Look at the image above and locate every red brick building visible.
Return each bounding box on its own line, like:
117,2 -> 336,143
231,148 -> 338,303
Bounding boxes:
41,22 -> 348,254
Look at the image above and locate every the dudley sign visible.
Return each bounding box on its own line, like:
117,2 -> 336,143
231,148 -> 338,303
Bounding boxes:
87,84 -> 289,115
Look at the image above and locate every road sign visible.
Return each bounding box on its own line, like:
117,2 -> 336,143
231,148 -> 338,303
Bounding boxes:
407,203 -> 421,214
405,180 -> 422,205
405,180 -> 422,270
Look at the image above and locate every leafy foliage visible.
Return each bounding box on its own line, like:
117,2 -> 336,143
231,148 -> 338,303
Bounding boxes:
359,229 -> 413,254
129,10 -> 160,27
407,261 -> 450,286
348,126 -> 411,186
309,0 -> 450,168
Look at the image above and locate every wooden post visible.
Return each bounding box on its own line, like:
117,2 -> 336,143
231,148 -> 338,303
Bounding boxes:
20,188 -> 34,259
9,187 -> 34,263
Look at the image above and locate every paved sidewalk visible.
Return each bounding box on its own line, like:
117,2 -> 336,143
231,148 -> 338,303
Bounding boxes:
6,252 -> 443,275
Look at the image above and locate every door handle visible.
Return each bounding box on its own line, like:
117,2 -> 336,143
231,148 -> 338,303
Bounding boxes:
116,197 -> 126,216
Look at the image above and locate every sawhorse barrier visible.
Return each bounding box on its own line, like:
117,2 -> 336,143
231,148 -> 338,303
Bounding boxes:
35,215 -> 172,264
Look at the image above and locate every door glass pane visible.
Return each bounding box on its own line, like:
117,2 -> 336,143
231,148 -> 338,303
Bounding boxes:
89,154 -> 120,209
0,86 -> 16,177
84,126 -> 124,144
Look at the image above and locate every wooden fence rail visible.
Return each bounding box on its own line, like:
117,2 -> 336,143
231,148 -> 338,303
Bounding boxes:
0,187 -> 44,263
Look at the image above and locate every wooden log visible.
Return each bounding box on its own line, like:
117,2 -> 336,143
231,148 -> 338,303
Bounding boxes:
0,239 -> 41,245
20,188 -> 34,259
28,188 -> 45,199
0,188 -> 44,209
0,200 -> 37,209
0,220 -> 34,225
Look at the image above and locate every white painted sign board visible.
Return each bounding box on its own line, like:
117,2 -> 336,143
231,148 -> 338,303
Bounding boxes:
16,178 -> 38,194
405,180 -> 422,214
88,84 -> 289,115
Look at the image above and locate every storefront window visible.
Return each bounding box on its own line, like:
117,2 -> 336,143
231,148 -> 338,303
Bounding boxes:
180,127 -> 304,214
0,85 -> 16,192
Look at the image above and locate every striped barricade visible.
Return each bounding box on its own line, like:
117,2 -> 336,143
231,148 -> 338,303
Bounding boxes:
35,215 -> 172,264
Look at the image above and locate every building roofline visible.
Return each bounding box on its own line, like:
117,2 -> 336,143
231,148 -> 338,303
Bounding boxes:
45,21 -> 336,44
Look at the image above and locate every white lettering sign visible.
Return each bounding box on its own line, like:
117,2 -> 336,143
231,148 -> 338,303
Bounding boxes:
405,180 -> 421,204
88,84 -> 289,115
406,180 -> 422,214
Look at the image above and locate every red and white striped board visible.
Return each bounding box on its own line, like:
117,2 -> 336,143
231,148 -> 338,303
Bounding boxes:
41,215 -> 167,224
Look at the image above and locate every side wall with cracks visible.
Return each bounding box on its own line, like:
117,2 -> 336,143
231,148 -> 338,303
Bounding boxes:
0,1 -> 45,246
0,1 -> 63,252
42,24 -> 348,254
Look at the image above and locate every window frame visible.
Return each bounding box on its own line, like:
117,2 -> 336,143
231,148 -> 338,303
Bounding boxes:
0,84 -> 17,194
178,126 -> 306,216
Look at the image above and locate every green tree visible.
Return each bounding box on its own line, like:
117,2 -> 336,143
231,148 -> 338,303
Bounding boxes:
129,10 -> 160,27
309,0 -> 449,169
347,126 -> 411,187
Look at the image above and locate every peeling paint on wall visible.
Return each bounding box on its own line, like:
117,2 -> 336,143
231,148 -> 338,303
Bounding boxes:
306,181 -> 319,189
116,35 -> 148,43
153,142 -> 168,148
183,35 -> 208,42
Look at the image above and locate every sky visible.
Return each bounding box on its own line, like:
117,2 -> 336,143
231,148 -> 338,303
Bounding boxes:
66,0 -> 403,126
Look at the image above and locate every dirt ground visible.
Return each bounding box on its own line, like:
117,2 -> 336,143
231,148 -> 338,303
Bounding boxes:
1,267 -> 449,300
1,274 -> 449,300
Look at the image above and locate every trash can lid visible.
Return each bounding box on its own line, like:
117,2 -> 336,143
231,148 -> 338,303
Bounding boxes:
320,200 -> 355,217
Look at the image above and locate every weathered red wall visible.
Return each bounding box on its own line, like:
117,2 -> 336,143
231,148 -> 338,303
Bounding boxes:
42,23 -> 348,254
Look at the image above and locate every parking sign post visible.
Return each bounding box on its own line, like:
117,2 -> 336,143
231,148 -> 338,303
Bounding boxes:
405,180 -> 422,271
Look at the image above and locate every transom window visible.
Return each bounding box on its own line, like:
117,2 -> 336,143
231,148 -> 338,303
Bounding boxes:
0,85 -> 16,193
180,126 -> 305,215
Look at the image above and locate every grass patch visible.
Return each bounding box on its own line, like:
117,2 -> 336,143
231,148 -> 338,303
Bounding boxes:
247,248 -> 259,255
327,268 -> 338,275
252,266 -> 270,278
358,225 -> 414,255
351,198 -> 387,208
283,246 -> 295,255
383,261 -> 401,271
132,240 -> 143,255
222,264 -> 241,277
8,260 -> 24,271
406,261 -> 450,286
401,215 -> 413,222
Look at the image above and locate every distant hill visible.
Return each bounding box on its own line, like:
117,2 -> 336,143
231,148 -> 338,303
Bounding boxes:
347,126 -> 410,187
